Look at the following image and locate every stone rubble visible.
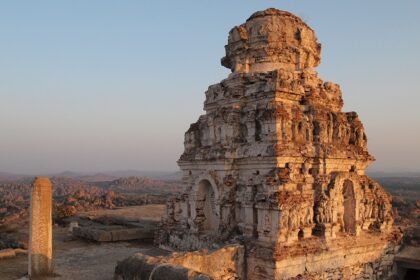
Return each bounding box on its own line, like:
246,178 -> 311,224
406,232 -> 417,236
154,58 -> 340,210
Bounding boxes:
115,244 -> 244,280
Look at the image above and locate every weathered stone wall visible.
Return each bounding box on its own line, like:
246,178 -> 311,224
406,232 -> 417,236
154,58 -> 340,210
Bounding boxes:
247,232 -> 401,279
284,246 -> 398,280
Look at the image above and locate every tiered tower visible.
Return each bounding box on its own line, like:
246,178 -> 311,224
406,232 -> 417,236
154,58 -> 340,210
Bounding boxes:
157,9 -> 398,279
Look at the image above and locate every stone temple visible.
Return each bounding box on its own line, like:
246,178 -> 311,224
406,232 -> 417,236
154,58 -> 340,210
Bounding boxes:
154,8 -> 400,280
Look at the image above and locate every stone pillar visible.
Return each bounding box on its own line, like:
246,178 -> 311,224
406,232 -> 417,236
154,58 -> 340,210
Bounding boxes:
29,177 -> 53,277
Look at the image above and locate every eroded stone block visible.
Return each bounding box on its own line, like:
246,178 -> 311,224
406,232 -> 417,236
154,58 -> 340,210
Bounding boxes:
29,177 -> 53,277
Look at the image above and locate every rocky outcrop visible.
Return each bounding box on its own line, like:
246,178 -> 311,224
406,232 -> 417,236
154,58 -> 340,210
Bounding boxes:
0,175 -> 179,228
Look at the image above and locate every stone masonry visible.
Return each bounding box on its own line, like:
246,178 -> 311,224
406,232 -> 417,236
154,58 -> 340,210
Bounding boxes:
29,177 -> 53,277
155,8 -> 401,280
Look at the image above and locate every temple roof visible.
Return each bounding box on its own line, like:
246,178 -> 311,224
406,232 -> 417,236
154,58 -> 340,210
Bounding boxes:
222,8 -> 321,73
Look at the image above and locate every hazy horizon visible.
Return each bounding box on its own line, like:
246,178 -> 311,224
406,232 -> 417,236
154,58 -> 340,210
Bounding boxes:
1,1 -> 419,174
3,168 -> 420,178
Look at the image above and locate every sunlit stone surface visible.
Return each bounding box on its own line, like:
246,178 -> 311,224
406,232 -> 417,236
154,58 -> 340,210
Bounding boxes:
29,177 -> 53,277
153,8 -> 400,279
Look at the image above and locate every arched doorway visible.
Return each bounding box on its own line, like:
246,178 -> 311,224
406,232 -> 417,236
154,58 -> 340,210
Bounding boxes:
342,180 -> 356,234
195,180 -> 219,233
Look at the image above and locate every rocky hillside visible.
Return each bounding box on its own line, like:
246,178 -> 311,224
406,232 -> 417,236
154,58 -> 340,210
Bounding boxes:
0,176 -> 182,250
108,176 -> 183,194
0,176 -> 182,223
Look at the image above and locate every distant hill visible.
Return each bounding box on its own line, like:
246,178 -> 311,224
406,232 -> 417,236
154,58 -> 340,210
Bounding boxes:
104,170 -> 178,178
78,173 -> 118,182
108,176 -> 183,194
51,171 -> 87,178
367,171 -> 420,178
156,171 -> 182,181
0,169 -> 180,182
0,172 -> 30,182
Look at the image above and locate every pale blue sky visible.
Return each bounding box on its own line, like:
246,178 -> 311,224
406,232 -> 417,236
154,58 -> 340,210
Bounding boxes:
0,1 -> 419,174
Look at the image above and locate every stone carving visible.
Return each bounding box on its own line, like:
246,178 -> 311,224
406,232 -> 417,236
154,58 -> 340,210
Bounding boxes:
155,8 -> 399,280
315,192 -> 332,224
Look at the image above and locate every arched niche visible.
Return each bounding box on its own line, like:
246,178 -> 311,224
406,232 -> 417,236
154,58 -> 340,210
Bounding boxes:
327,172 -> 362,236
190,174 -> 220,233
298,229 -> 304,240
342,179 -> 356,234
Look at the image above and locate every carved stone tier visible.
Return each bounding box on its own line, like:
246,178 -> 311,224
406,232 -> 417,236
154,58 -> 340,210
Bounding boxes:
221,9 -> 321,73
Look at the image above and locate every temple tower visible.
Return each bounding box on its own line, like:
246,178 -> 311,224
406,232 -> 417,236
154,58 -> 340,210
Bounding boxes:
157,8 -> 398,279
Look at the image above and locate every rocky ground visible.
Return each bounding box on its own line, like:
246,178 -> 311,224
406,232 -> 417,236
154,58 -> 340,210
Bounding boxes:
0,175 -> 178,279
0,205 -> 169,280
0,176 -> 182,250
0,174 -> 418,279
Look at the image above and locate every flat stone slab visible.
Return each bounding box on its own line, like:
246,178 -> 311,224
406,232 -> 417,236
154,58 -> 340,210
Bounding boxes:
73,221 -> 157,242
